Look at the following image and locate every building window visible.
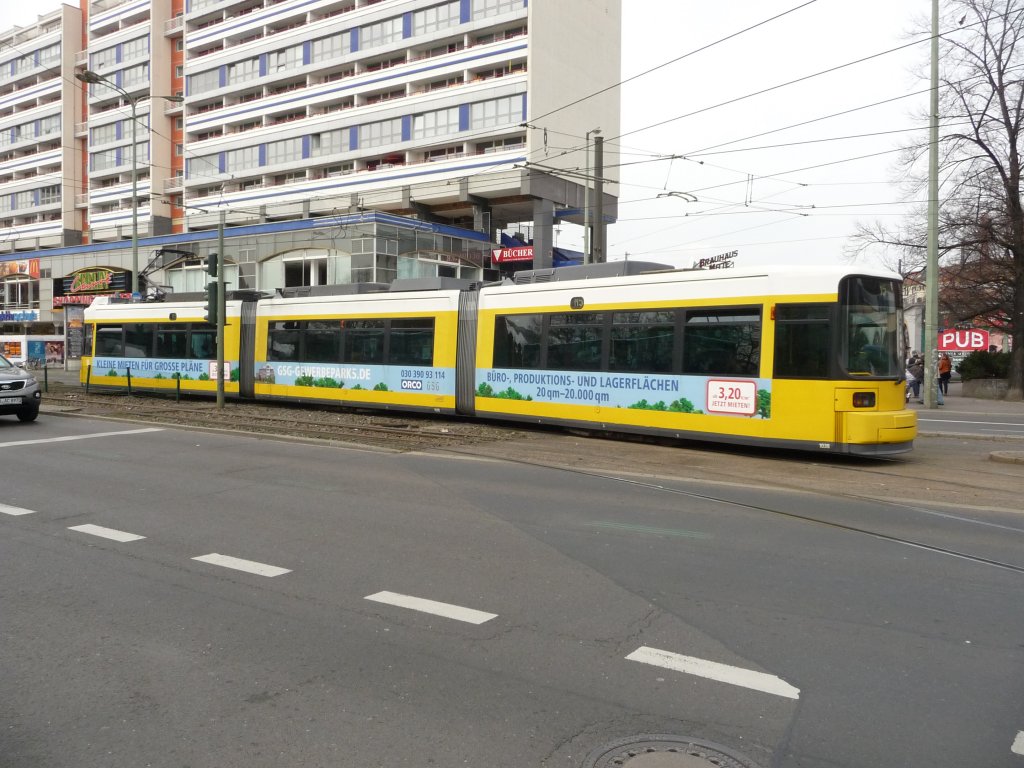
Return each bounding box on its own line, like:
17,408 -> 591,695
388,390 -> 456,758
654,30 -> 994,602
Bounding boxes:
472,0 -> 521,18
38,43 -> 60,67
1,278 -> 37,310
225,146 -> 259,172
269,44 -> 302,73
358,118 -> 402,148
284,255 -> 328,287
166,261 -> 239,294
412,107 -> 459,139
188,68 -> 221,95
227,57 -> 259,85
90,122 -> 118,145
310,129 -> 345,157
311,32 -> 351,61
470,95 -> 521,129
359,17 -> 403,49
187,154 -> 221,180
266,137 -> 302,165
90,45 -> 117,70
121,64 -> 149,89
39,186 -> 60,205
121,36 -> 148,62
413,1 -> 460,35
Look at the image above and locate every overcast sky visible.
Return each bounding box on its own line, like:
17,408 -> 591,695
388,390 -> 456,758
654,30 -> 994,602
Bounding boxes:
1,0 -> 933,271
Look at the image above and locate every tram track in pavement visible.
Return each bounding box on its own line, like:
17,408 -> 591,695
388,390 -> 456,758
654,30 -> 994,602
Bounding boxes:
443,448 -> 1024,576
42,389 -> 521,452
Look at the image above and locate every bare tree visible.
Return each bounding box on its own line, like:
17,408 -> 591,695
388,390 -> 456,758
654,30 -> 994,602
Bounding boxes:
852,0 -> 1024,399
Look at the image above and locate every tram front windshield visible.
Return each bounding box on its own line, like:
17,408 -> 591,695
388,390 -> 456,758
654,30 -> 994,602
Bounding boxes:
841,275 -> 902,378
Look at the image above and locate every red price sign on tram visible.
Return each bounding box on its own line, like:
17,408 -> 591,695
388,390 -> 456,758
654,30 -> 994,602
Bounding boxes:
706,379 -> 758,416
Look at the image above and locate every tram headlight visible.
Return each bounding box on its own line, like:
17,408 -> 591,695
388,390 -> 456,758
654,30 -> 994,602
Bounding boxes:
852,392 -> 876,408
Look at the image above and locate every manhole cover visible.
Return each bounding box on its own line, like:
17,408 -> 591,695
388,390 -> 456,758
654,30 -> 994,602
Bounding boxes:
583,735 -> 762,768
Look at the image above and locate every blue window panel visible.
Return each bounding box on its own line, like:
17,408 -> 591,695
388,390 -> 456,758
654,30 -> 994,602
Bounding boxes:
33,189 -> 39,205
458,104 -> 470,132
460,0 -> 471,23
521,93 -> 527,120
402,12 -> 412,38
218,153 -> 226,173
116,121 -> 122,140
259,54 -> 268,77
302,135 -> 311,159
349,29 -> 359,53
401,115 -> 412,142
34,119 -> 40,136
349,127 -> 358,151
115,148 -> 122,166
303,41 -> 311,66
219,65 -> 227,89
114,71 -> 122,88
8,61 -> 14,76
258,144 -> 266,166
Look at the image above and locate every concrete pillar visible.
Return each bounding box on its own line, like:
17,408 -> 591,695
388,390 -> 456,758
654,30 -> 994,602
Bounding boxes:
532,197 -> 554,269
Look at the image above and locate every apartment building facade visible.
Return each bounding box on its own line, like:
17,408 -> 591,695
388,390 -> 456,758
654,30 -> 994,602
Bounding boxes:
0,0 -> 621,339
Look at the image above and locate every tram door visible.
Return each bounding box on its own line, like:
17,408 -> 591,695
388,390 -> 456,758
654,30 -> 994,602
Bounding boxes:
238,298 -> 258,398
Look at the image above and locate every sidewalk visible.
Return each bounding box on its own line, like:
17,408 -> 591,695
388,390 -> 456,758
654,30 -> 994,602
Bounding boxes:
905,380 -> 1024,416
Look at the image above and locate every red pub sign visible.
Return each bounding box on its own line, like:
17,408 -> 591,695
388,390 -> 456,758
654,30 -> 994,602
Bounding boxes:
938,328 -> 989,352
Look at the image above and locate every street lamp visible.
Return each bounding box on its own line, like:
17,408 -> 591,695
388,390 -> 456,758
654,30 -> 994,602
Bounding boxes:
76,69 -> 184,296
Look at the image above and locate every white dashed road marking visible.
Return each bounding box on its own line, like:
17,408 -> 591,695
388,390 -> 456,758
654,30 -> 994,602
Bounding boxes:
69,524 -> 146,543
626,645 -> 800,699
1012,731 -> 1024,755
0,503 -> 36,516
365,591 -> 498,624
192,553 -> 291,577
0,427 -> 164,449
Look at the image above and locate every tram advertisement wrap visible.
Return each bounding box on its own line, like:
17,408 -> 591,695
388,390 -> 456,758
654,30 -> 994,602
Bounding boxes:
91,357 -> 238,381
255,362 -> 455,395
476,369 -> 772,418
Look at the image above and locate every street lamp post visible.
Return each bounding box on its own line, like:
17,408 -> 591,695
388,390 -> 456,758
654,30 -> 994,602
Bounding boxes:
76,70 -> 183,297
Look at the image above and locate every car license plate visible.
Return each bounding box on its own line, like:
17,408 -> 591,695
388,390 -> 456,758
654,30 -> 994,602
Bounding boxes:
0,397 -> 21,405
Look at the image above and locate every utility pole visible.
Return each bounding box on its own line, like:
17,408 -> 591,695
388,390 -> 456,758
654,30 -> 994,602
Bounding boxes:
216,210 -> 226,409
583,128 -> 599,264
593,134 -> 605,263
924,0 -> 940,409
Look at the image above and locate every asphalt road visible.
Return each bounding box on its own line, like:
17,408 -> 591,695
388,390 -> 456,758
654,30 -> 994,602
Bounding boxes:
2,415 -> 1024,767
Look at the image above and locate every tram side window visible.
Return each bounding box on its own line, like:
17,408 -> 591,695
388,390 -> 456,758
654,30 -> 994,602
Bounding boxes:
682,309 -> 761,376
155,324 -> 188,358
547,313 -> 604,371
189,326 -> 216,359
493,314 -> 542,369
95,325 -> 123,356
774,305 -> 831,378
123,324 -> 152,358
343,319 -> 386,364
268,321 -> 301,362
609,311 -> 676,373
305,321 -> 341,363
389,319 -> 435,366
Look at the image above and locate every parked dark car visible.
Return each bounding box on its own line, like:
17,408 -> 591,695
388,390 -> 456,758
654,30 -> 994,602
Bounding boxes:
0,353 -> 40,422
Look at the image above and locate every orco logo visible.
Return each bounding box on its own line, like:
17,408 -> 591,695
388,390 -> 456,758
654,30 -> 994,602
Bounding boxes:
401,379 -> 423,390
